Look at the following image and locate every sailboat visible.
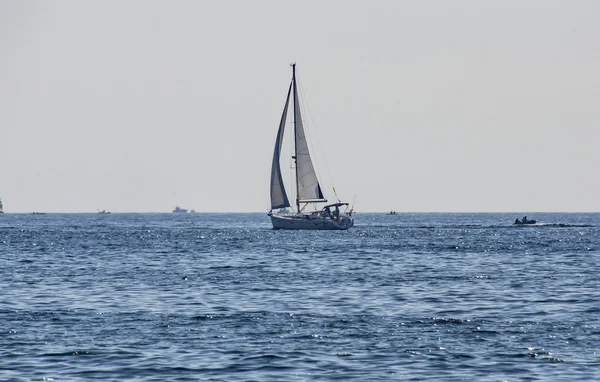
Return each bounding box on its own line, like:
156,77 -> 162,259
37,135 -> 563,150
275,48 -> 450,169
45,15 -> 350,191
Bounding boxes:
0,198 -> 4,214
268,64 -> 354,230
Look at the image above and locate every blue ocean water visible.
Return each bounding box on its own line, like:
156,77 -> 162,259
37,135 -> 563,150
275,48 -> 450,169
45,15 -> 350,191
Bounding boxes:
1,212 -> 599,381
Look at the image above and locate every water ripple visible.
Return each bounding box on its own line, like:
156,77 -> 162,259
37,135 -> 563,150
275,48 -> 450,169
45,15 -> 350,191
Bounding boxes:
0,212 -> 599,380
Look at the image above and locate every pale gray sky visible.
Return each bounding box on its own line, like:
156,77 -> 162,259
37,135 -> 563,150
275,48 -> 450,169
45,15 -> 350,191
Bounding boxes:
1,0 -> 599,213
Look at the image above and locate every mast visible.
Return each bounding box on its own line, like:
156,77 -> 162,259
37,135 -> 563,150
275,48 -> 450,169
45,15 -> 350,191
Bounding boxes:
292,62 -> 300,213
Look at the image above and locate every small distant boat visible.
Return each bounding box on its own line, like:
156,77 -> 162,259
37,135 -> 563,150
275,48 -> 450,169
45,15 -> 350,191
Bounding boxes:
387,211 -> 397,215
97,210 -> 111,214
0,198 -> 4,214
267,63 -> 354,230
172,206 -> 189,213
514,216 -> 536,225
32,212 -> 46,215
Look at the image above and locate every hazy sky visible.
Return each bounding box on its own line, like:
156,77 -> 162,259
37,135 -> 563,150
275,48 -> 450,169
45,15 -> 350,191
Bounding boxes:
1,0 -> 599,213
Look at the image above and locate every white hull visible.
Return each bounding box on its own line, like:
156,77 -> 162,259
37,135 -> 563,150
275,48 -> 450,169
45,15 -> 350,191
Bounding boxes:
270,214 -> 354,230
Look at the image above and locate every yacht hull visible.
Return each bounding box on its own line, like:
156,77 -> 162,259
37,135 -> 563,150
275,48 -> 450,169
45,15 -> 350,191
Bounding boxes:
270,214 -> 354,230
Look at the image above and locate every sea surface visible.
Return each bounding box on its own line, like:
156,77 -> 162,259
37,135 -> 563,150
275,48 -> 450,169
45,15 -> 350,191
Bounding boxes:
1,212 -> 599,381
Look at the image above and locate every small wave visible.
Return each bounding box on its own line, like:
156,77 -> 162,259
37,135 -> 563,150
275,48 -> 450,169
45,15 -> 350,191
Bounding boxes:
528,349 -> 566,362
429,317 -> 471,324
41,350 -> 92,357
239,354 -> 288,362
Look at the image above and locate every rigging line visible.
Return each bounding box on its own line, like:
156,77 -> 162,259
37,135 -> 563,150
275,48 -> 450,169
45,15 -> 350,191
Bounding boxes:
296,77 -> 339,201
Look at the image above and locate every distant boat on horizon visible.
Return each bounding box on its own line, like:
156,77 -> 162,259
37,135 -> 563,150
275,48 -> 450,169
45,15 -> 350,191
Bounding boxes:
173,206 -> 189,213
514,216 -> 536,225
97,210 -> 111,214
0,198 -> 4,214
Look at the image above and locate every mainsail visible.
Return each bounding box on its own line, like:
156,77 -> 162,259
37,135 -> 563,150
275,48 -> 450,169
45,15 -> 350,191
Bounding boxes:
269,83 -> 292,210
292,68 -> 325,203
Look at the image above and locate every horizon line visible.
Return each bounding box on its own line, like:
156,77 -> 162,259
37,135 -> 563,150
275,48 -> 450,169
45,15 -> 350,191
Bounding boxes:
1,211 -> 599,214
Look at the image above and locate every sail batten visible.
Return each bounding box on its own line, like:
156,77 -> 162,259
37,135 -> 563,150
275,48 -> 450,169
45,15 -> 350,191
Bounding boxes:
269,83 -> 293,210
